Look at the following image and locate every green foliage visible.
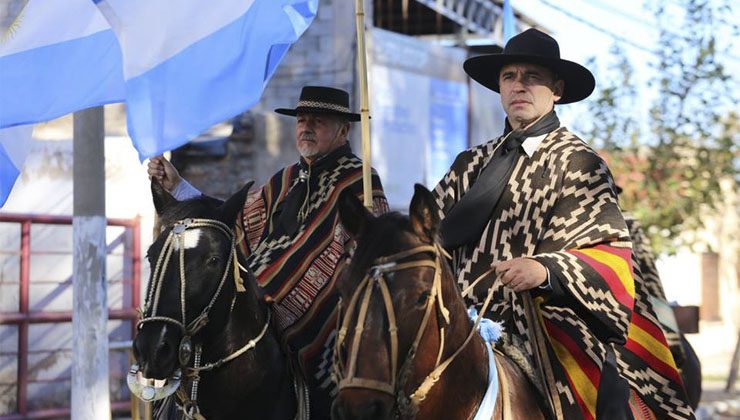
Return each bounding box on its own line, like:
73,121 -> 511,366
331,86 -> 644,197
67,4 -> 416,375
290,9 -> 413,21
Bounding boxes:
580,46 -> 641,150
585,0 -> 739,254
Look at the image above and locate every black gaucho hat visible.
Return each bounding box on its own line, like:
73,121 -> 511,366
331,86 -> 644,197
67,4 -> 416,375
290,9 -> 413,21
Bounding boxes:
275,86 -> 361,122
464,28 -> 595,104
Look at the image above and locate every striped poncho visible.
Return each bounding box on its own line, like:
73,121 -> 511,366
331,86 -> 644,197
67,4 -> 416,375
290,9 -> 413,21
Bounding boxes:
433,126 -> 640,419
617,214 -> 693,418
241,144 -> 388,419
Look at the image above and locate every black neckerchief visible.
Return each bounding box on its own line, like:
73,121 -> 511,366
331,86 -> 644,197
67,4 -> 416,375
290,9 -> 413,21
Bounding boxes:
440,110 -> 560,250
502,109 -> 560,140
270,143 -> 353,238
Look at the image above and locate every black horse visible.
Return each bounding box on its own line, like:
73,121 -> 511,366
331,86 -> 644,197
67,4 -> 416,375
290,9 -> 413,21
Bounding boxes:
129,181 -> 304,419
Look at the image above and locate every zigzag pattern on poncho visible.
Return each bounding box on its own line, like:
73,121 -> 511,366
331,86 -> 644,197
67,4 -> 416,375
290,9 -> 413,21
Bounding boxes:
433,127 -> 690,419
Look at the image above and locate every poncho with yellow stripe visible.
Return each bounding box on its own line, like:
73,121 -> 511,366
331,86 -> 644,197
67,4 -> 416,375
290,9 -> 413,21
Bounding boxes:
433,127 -> 671,419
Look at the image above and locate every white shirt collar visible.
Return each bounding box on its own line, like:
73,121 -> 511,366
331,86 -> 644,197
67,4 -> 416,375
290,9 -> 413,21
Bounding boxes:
521,133 -> 548,157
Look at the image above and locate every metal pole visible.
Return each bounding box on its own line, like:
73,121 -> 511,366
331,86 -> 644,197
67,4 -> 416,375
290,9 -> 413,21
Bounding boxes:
355,0 -> 373,210
17,221 -> 30,416
71,106 -> 110,419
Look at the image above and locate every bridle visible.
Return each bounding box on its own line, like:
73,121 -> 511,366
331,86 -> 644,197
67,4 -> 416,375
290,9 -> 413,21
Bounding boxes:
128,217 -> 271,419
333,243 -> 497,418
140,218 -> 245,343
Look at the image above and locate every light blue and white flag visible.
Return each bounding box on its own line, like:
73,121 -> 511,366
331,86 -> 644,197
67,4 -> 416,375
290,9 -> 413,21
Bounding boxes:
0,125 -> 33,206
0,0 -> 125,128
94,0 -> 320,160
502,0 -> 517,42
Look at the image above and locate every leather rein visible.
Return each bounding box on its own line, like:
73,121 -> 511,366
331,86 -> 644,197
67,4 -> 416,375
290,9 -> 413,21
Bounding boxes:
333,243 -> 497,418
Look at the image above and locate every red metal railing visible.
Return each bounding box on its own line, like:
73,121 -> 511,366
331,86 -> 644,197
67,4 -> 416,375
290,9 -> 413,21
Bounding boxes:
0,213 -> 141,419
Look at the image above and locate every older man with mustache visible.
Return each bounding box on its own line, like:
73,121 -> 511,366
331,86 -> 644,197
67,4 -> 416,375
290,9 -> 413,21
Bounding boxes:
149,86 -> 388,419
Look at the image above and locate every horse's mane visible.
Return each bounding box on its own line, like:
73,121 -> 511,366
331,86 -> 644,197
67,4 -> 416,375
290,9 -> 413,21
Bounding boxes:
347,211 -> 415,283
158,195 -> 225,227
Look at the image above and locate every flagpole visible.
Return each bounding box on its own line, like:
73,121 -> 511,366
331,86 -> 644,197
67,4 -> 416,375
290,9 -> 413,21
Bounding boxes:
355,0 -> 373,210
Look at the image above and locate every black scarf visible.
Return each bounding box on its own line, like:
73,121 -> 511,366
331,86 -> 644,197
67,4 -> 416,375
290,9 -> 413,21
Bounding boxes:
269,143 -> 354,238
440,110 -> 560,250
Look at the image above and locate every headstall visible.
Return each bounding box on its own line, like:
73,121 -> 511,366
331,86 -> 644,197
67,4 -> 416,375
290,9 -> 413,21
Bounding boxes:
333,243 -> 498,418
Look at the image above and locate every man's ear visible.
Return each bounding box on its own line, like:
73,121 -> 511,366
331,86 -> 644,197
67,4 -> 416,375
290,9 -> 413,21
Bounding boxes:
553,79 -> 565,103
337,120 -> 350,141
151,179 -> 177,216
409,184 -> 440,243
338,190 -> 372,239
218,181 -> 254,225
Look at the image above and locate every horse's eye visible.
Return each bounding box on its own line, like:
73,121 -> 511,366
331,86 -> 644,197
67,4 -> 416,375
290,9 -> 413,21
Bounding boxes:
206,256 -> 221,267
416,291 -> 431,306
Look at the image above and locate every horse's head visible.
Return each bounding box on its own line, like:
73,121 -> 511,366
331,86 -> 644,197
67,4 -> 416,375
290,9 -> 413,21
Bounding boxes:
332,184 -> 463,420
129,180 -> 252,401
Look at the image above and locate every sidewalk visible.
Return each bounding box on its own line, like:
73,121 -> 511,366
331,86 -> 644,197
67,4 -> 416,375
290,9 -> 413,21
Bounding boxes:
696,380 -> 739,419
687,324 -> 740,419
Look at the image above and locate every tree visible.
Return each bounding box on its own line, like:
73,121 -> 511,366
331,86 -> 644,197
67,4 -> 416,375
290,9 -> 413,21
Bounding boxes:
585,0 -> 739,253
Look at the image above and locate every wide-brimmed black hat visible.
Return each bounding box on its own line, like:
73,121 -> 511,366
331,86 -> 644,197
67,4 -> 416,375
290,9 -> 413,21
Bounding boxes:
275,86 -> 361,122
464,28 -> 595,104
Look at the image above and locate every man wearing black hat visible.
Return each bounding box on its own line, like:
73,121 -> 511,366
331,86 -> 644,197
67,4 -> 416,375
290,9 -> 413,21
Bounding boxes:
149,86 -> 388,419
433,29 -> 692,419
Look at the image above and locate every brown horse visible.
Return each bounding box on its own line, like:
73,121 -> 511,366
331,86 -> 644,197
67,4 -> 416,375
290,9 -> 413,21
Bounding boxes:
331,184 -> 545,420
129,181 -> 304,419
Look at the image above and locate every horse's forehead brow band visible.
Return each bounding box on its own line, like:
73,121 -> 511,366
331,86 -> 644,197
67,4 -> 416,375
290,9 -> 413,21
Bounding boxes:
173,228 -> 202,250
371,262 -> 397,276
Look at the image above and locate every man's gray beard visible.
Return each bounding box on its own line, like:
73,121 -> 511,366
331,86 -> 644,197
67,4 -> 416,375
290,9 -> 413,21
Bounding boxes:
298,146 -> 320,160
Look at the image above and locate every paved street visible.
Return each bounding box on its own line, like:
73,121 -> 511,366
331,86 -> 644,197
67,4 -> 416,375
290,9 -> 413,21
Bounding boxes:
697,380 -> 739,419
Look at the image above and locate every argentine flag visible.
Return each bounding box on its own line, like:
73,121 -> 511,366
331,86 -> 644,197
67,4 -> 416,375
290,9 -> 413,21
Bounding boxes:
94,0 -> 320,160
0,125 -> 33,207
0,0 -> 125,207
0,0 -> 125,128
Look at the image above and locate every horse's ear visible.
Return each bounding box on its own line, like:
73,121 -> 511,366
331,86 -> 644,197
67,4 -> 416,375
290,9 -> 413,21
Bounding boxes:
409,184 -> 440,243
218,181 -> 254,224
338,190 -> 371,239
151,179 -> 177,216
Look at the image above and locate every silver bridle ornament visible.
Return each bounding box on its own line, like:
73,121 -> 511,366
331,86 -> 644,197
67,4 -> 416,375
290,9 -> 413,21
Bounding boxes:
127,365 -> 182,402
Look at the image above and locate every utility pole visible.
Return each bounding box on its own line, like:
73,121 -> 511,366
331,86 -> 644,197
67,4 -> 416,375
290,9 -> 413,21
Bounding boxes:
726,331 -> 740,393
71,106 -> 110,419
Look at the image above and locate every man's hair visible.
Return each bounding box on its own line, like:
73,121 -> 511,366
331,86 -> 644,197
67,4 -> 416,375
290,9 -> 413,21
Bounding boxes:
332,115 -> 350,125
330,115 -> 350,141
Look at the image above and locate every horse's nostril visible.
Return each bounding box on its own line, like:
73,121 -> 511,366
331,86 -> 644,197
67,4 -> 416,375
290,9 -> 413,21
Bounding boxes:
330,400 -> 345,420
155,340 -> 173,361
331,397 -> 390,420
366,398 -> 387,419
133,339 -> 141,360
